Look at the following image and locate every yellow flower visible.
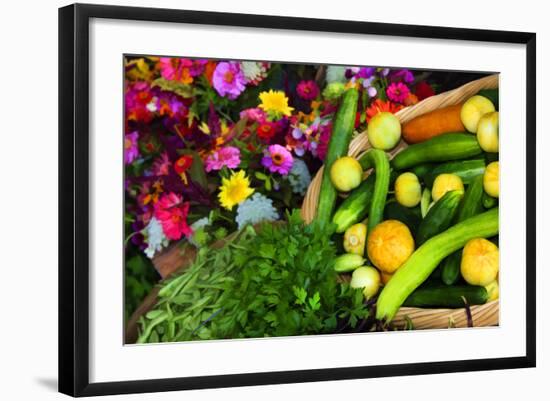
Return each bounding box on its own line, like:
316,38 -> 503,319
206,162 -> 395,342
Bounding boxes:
258,90 -> 294,117
218,170 -> 254,210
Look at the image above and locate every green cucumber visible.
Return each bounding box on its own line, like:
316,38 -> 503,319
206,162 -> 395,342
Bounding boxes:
392,133 -> 483,170
457,174 -> 485,222
440,176 -> 485,286
332,173 -> 375,233
334,253 -> 366,273
440,252 -> 462,286
410,163 -> 436,182
403,285 -> 488,308
376,207 -> 499,321
316,88 -> 359,224
384,201 -> 422,236
362,149 -> 391,237
416,190 -> 463,246
424,159 -> 486,188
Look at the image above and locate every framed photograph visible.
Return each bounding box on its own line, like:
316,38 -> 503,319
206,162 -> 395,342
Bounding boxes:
59,3 -> 536,397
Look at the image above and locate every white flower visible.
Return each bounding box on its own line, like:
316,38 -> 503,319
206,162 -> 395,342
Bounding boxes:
240,61 -> 269,85
143,217 -> 169,259
146,98 -> 158,112
326,66 -> 347,83
287,158 -> 311,195
235,193 -> 279,229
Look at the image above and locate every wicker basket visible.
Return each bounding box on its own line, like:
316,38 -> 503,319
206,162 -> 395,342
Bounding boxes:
301,74 -> 500,329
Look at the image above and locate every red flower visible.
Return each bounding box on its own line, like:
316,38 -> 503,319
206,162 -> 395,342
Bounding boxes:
154,193 -> 192,240
415,81 -> 435,101
365,99 -> 403,123
256,122 -> 277,140
174,155 -> 193,175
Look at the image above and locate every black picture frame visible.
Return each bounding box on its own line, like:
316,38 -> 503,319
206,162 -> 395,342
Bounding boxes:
59,3 -> 536,397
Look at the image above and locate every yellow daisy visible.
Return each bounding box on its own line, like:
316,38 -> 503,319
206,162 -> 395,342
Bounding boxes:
258,90 -> 294,117
218,170 -> 254,210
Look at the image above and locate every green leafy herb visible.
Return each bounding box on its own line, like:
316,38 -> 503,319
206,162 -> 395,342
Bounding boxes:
138,211 -> 369,343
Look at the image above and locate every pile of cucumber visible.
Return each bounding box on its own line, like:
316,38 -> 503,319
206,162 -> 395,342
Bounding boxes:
315,87 -> 500,324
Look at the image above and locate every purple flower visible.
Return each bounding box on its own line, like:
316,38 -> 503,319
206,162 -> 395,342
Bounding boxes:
291,127 -> 303,139
124,131 -> 140,164
357,67 -> 375,79
212,62 -> 246,100
367,86 -> 378,98
187,59 -> 208,77
205,146 -> 241,172
379,68 -> 390,77
261,144 -> 293,175
391,69 -> 415,84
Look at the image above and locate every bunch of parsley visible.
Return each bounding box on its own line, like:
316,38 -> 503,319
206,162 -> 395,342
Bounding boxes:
138,210 -> 368,343
207,210 -> 368,339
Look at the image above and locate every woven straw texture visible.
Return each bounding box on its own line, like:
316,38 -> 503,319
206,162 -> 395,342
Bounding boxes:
301,74 -> 499,329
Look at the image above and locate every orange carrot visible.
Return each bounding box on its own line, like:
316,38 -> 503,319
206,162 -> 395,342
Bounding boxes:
402,103 -> 466,144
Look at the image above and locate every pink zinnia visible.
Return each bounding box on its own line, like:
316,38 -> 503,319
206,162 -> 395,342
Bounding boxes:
297,80 -> 320,100
212,62 -> 246,100
386,82 -> 410,104
239,107 -> 267,123
124,131 -> 139,164
205,146 -> 241,172
159,57 -> 192,83
154,193 -> 192,240
262,144 -> 293,175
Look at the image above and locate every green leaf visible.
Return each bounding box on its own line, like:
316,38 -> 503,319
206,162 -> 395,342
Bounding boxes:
179,149 -> 208,189
255,171 -> 268,180
151,77 -> 195,98
258,243 -> 276,259
293,286 -> 307,305
308,292 -> 321,311
146,310 -> 166,320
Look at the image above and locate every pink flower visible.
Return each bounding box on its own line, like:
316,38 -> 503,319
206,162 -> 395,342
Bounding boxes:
297,80 -> 320,100
154,193 -> 192,240
152,152 -> 171,176
212,62 -> 246,100
124,131 -> 140,164
262,144 -> 293,175
239,107 -> 267,123
205,146 -> 241,172
158,58 -> 193,84
386,82 -> 410,104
